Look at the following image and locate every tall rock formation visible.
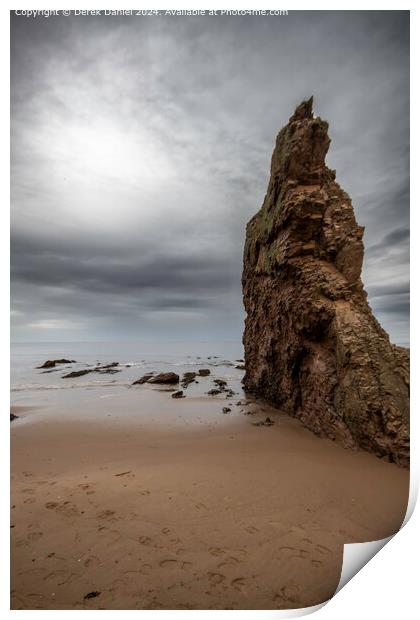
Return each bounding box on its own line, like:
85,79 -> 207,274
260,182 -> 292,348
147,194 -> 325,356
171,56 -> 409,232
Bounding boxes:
242,97 -> 409,467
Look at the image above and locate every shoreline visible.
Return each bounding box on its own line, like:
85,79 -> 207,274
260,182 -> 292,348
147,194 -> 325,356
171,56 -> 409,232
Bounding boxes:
11,394 -> 409,610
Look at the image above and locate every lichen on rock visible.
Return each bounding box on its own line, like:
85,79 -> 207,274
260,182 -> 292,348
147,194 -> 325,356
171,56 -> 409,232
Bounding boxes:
242,97 -> 409,467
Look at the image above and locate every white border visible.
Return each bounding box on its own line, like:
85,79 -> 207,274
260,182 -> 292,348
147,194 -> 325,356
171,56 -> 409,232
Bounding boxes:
3,3 -> 417,619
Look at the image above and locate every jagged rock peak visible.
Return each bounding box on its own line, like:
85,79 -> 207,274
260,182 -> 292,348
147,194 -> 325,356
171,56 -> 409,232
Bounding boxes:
242,99 -> 410,467
289,95 -> 314,121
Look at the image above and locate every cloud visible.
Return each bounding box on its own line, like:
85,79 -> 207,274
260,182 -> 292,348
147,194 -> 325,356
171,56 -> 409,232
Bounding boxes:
10,11 -> 409,344
26,319 -> 83,330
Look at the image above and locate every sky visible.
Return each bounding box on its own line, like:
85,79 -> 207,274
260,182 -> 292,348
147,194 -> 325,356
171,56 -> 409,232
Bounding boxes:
10,11 -> 410,345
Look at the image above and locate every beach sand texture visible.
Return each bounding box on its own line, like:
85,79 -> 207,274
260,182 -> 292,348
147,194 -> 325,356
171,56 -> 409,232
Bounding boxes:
11,390 -> 409,610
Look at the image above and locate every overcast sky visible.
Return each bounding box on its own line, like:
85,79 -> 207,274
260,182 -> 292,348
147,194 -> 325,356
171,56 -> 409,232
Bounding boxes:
11,11 -> 409,345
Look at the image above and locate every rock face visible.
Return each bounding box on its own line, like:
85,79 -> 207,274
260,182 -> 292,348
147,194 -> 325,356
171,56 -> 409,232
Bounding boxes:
242,97 -> 409,467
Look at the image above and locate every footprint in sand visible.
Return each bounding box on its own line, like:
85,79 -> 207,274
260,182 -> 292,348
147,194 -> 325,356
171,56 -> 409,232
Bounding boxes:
245,525 -> 259,534
21,488 -> 35,494
208,547 -> 225,557
78,483 -> 95,495
278,545 -> 311,560
208,572 -> 226,585
231,577 -> 246,592
27,531 -> 43,542
105,529 -> 122,543
15,538 -> 30,547
45,502 -> 59,510
43,501 -> 79,517
159,559 -> 178,568
97,509 -> 117,521
296,549 -> 309,559
57,502 -> 79,517
195,502 -> 208,511
84,555 -> 101,568
217,556 -> 241,570
273,581 -> 301,605
139,489 -> 150,496
44,570 -> 75,586
315,543 -> 332,555
312,559 -> 322,568
23,497 -> 36,504
138,535 -> 152,545
209,547 -> 226,557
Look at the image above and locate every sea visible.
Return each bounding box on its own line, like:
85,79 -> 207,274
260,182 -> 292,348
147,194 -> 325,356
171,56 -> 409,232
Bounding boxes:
10,341 -> 246,425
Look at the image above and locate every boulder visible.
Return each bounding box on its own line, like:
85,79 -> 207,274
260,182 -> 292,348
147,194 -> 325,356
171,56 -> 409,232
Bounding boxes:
148,372 -> 179,384
132,374 -> 154,385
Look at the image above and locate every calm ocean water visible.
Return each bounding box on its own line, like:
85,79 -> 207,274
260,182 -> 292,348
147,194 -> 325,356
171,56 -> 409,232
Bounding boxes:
10,341 -> 245,412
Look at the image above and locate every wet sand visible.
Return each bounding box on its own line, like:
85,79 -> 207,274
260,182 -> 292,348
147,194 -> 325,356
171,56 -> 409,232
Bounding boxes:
11,393 -> 409,610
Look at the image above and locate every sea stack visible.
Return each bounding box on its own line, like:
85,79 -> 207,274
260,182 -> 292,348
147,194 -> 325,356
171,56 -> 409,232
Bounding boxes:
242,97 -> 409,467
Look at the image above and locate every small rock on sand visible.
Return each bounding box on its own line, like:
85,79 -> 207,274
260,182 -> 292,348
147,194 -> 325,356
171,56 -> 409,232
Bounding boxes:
171,390 -> 185,399
253,417 -> 275,427
198,369 -> 211,376
222,407 -> 231,414
10,413 -> 19,421
84,591 -> 101,600
181,372 -> 197,388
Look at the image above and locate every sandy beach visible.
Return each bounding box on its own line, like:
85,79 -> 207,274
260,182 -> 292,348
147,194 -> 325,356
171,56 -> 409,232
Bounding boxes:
10,389 -> 409,610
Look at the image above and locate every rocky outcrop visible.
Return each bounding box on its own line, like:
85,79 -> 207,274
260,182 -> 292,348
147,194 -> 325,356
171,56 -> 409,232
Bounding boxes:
62,362 -> 120,379
37,358 -> 76,369
242,97 -> 409,467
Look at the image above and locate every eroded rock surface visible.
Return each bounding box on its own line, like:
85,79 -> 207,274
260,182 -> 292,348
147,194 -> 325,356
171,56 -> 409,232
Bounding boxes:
242,97 -> 409,467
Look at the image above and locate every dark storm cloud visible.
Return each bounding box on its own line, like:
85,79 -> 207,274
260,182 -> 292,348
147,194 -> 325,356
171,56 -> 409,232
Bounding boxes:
368,227 -> 410,257
10,11 -> 409,343
12,237 -> 237,294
